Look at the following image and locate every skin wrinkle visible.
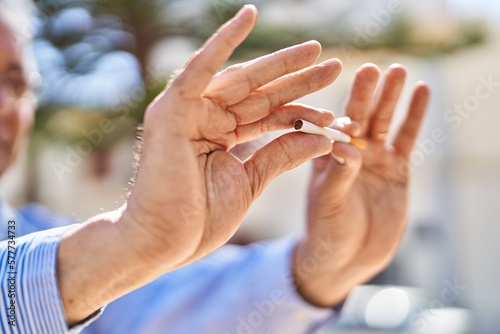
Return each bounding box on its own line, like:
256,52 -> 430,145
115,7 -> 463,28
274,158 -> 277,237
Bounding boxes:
206,42 -> 321,105
241,67 -> 260,96
244,158 -> 262,199
224,105 -> 242,126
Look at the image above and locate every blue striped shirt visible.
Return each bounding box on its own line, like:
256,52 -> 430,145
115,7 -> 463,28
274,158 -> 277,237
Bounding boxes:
0,201 -> 339,333
0,201 -> 100,333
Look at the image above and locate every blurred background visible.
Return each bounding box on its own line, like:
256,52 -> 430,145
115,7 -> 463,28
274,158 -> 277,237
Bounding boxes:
1,0 -> 499,333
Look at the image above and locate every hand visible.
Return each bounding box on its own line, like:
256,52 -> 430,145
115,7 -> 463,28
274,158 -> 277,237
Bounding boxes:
293,63 -> 430,306
121,5 -> 343,268
58,5 -> 344,324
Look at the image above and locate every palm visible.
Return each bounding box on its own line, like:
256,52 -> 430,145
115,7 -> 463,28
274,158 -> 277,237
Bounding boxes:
128,7 -> 345,269
194,96 -> 336,260
200,151 -> 251,252
183,52 -> 342,261
354,141 -> 410,260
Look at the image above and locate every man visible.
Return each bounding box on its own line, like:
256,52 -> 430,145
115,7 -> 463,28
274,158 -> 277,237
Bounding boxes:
0,5 -> 430,333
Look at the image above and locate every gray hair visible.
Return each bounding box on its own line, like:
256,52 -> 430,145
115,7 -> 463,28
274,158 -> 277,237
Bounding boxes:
0,0 -> 35,45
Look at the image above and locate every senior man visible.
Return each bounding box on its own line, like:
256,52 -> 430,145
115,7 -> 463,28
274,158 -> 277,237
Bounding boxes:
0,5 -> 429,334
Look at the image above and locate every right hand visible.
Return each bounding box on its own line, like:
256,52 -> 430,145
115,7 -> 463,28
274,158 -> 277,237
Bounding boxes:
57,6 -> 343,324
118,5 -> 343,270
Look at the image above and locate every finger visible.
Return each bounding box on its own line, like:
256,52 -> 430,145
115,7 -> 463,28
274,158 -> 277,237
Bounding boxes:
244,132 -> 332,198
170,5 -> 257,99
205,41 -> 322,106
331,121 -> 361,138
235,104 -> 334,144
368,64 -> 407,138
330,141 -> 362,181
327,117 -> 361,165
329,119 -> 361,164
307,117 -> 361,171
312,142 -> 362,198
332,116 -> 351,127
343,63 -> 380,135
229,59 -> 342,125
393,82 -> 430,158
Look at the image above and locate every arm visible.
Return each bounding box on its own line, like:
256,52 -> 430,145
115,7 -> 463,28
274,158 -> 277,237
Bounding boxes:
0,225 -> 88,334
293,63 -> 431,307
61,47 -> 429,334
83,237 -> 339,334
55,5 -> 343,326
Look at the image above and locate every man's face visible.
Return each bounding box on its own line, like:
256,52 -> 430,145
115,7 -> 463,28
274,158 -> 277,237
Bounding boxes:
0,21 -> 31,176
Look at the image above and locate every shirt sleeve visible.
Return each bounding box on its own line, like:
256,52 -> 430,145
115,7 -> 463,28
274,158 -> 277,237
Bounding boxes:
84,237 -> 342,334
0,225 -> 103,334
216,237 -> 342,333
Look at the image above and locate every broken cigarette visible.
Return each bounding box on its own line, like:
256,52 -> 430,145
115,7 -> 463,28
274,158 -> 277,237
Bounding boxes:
294,119 -> 367,150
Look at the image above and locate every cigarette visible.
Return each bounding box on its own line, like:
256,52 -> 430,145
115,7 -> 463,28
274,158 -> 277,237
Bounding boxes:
294,119 -> 367,150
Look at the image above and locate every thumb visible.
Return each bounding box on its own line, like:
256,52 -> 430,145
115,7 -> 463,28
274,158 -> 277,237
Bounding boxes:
313,142 -> 362,199
244,132 -> 332,198
312,117 -> 363,195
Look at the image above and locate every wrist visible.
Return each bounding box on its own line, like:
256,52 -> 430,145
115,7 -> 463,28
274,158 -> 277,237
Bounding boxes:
117,203 -> 196,271
292,238 -> 354,307
58,210 -> 147,324
114,211 -> 184,284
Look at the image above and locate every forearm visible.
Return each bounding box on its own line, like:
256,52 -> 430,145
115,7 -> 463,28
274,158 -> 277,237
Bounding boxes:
76,237 -> 341,333
293,231 -> 397,307
293,237 -> 372,308
292,238 -> 348,308
57,209 -> 172,325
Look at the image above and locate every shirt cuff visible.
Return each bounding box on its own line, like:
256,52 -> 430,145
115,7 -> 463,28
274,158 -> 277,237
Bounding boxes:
254,237 -> 343,332
68,308 -> 104,333
1,224 -> 104,333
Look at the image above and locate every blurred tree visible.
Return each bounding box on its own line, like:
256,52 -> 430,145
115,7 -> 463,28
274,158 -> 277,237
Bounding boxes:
23,0 -> 488,203
91,0 -> 178,77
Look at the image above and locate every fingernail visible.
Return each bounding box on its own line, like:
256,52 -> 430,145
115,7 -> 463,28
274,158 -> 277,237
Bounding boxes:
332,117 -> 351,127
332,154 -> 346,165
353,127 -> 361,137
235,4 -> 257,18
320,58 -> 343,68
302,40 -> 320,46
243,4 -> 257,11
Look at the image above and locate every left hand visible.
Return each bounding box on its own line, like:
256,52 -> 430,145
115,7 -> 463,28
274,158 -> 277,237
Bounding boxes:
293,63 -> 430,306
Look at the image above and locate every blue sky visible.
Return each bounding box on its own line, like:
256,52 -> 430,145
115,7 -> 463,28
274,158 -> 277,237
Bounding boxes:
448,0 -> 500,22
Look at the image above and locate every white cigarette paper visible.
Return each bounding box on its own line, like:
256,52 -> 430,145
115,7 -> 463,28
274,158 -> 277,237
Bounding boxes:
294,119 -> 368,150
294,119 -> 351,143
